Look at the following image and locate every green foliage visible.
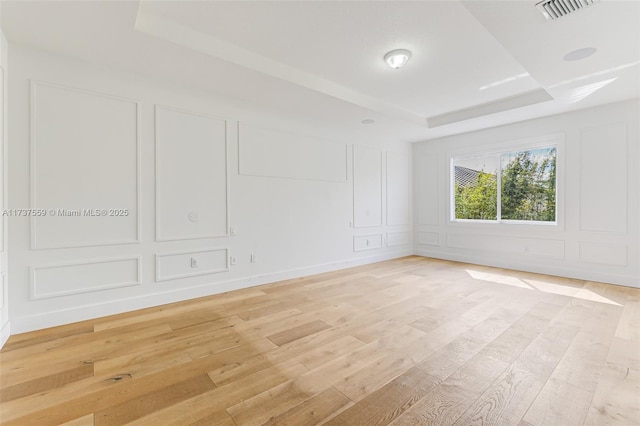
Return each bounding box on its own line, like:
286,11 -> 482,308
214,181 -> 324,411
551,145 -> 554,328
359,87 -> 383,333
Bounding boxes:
455,171 -> 497,220
454,147 -> 556,222
501,148 -> 556,221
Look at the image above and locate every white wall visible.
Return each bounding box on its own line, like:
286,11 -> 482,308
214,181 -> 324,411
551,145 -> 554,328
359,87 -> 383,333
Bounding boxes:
0,8 -> 9,346
7,44 -> 412,334
8,42 -> 636,338
414,99 -> 640,287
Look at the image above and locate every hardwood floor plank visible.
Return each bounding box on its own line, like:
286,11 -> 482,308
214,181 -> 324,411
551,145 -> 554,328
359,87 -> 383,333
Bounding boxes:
296,335 -> 366,370
511,323 -> 580,377
452,322 -> 578,426
235,299 -> 302,321
0,323 -> 94,353
59,413 -> 95,426
0,318 -> 182,364
293,340 -> 393,395
1,256 -> 636,426
584,364 -> 640,426
93,374 -> 216,425
267,320 -> 332,346
417,336 -> 486,380
227,377 -> 316,425
188,334 -> 276,361
263,316 -> 384,365
333,351 -> 416,402
0,363 -> 94,403
127,360 -> 309,426
351,318 -> 426,346
325,366 -> 440,426
262,387 -> 352,426
209,328 -> 368,388
479,302 -> 565,364
206,347 -> 279,387
92,289 -> 265,332
0,324 -> 174,387
93,343 -> 194,376
451,363 -> 547,426
2,342 -> 273,424
399,314 -> 479,365
1,353 -> 191,423
166,312 -> 244,332
521,377 -> 593,426
548,329 -> 614,392
615,299 -> 640,340
388,353 -> 509,426
606,335 -> 640,373
187,410 -> 236,426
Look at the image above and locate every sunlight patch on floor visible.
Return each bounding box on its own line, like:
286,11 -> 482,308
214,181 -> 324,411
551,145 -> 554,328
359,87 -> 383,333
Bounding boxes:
465,269 -> 622,306
465,270 -> 532,289
525,279 -> 581,297
572,288 -> 622,306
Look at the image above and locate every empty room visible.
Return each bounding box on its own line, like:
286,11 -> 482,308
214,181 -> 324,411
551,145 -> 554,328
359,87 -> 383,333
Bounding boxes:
0,1 -> 638,425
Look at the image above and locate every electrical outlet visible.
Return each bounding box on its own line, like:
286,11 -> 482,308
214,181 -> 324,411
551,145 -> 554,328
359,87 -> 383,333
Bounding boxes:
250,253 -> 256,263
190,257 -> 199,268
230,256 -> 236,265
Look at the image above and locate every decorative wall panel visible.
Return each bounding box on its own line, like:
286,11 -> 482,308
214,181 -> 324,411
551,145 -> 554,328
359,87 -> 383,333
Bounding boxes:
156,105 -> 228,241
31,82 -> 139,249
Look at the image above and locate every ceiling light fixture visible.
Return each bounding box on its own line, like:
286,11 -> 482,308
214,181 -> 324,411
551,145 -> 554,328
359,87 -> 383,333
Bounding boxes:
361,119 -> 375,125
384,49 -> 412,69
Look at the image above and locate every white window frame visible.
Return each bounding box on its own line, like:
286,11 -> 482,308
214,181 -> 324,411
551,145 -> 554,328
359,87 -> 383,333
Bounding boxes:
448,133 -> 563,227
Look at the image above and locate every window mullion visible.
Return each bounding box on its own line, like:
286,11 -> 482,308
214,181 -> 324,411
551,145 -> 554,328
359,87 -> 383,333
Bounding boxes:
496,153 -> 502,223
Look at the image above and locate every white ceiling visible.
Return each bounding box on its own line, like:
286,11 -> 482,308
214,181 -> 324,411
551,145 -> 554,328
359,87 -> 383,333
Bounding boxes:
2,0 -> 639,143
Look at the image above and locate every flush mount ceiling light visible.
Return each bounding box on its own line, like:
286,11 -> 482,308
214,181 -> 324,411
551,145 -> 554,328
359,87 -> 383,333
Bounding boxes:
564,47 -> 597,61
384,49 -> 412,69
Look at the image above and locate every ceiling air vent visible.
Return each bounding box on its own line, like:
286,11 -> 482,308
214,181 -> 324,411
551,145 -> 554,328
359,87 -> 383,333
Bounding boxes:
536,0 -> 600,20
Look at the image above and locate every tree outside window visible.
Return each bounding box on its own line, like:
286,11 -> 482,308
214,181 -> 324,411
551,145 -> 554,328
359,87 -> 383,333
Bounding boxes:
453,146 -> 557,223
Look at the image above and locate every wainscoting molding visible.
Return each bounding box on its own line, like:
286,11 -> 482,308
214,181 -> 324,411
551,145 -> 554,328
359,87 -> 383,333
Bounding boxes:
579,241 -> 628,266
417,231 -> 439,246
30,80 -> 141,249
354,234 -> 383,252
155,104 -> 230,241
387,231 -> 410,247
445,233 -> 565,259
155,248 -> 229,282
30,256 -> 141,300
579,122 -> 628,234
0,65 -> 5,253
0,271 -> 5,310
238,122 -> 348,183
353,145 -> 383,228
417,154 -> 439,226
386,151 -> 410,226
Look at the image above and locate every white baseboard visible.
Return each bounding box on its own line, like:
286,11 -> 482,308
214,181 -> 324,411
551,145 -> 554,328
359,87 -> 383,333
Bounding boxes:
0,321 -> 10,349
414,248 -> 639,289
11,249 -> 412,334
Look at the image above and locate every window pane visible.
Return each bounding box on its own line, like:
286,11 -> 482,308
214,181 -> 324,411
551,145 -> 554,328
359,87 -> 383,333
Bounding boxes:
453,156 -> 498,220
500,147 -> 556,221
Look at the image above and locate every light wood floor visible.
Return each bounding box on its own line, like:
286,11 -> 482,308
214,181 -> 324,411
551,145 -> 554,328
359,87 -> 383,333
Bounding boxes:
1,256 -> 638,426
